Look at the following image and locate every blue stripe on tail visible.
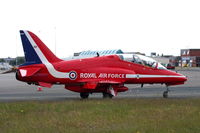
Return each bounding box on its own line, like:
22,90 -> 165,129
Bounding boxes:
19,30 -> 42,66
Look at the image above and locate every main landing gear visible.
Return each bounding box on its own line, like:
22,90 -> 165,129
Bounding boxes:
80,92 -> 113,99
80,92 -> 89,99
102,86 -> 116,99
163,86 -> 170,98
103,92 -> 113,98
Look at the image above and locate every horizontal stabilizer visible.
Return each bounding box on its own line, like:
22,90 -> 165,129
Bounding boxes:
39,82 -> 52,88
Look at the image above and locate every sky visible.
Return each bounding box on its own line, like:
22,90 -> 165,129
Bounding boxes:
0,0 -> 200,58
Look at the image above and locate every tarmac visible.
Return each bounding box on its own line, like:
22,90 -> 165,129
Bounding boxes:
0,68 -> 200,102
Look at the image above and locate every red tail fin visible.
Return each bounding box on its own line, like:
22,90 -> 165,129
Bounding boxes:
20,30 -> 62,64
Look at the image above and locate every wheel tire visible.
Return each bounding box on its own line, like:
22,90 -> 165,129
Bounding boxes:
163,91 -> 168,98
103,93 -> 113,98
80,92 -> 89,99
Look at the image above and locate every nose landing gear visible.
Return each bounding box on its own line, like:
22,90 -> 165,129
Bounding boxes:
163,86 -> 170,98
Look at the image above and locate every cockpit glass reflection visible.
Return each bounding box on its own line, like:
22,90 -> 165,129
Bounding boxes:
118,54 -> 166,69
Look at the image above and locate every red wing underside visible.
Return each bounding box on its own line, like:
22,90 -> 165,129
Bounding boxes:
81,79 -> 122,89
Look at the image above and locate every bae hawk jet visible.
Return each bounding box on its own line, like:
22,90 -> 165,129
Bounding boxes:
16,30 -> 187,98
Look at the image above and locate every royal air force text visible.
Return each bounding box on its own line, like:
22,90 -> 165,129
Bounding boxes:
80,73 -> 125,79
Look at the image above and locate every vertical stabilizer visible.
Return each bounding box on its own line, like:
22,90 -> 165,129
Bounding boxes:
20,30 -> 62,66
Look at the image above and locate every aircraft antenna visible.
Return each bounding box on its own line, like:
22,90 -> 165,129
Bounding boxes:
97,52 -> 100,57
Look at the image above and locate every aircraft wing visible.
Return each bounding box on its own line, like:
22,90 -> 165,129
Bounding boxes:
80,79 -> 123,89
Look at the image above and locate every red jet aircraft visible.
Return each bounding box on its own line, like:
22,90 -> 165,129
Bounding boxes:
16,30 -> 187,98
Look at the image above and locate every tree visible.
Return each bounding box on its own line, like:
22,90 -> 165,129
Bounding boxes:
0,58 -> 5,62
8,57 -> 25,66
16,57 -> 25,65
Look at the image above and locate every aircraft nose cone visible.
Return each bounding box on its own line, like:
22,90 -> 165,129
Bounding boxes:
178,73 -> 187,82
181,75 -> 187,82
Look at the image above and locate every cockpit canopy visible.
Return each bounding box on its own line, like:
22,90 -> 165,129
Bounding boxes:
117,54 -> 166,70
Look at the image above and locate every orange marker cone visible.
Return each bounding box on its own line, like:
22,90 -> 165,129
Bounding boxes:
37,86 -> 43,91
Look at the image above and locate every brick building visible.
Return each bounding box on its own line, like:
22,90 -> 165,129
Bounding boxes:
181,49 -> 200,67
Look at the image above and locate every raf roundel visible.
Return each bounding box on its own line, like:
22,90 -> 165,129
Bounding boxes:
69,71 -> 77,80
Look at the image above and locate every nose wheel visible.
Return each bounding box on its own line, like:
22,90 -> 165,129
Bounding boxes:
163,86 -> 170,98
163,91 -> 168,98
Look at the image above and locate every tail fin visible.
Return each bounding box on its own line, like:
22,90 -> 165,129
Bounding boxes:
19,30 -> 62,66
